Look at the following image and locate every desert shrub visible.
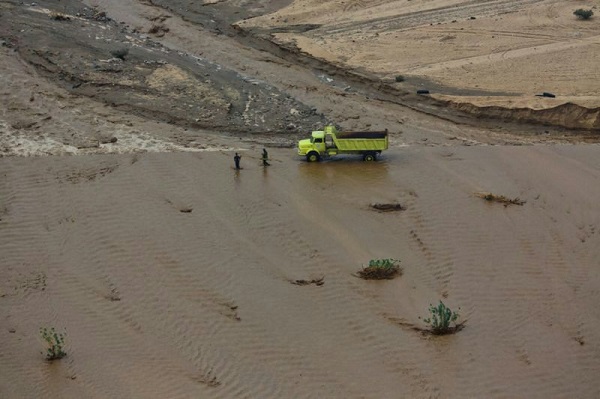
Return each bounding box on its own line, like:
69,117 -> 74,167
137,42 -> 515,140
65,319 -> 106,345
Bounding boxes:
148,24 -> 161,34
40,327 -> 67,360
395,75 -> 405,82
475,192 -> 525,206
49,12 -> 71,21
148,24 -> 170,35
574,9 -> 593,20
370,202 -> 405,212
291,276 -> 324,286
423,301 -> 460,335
110,47 -> 129,60
357,258 -> 401,280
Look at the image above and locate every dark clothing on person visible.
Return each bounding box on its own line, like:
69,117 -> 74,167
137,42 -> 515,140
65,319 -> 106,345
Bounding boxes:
234,153 -> 241,170
262,148 -> 270,166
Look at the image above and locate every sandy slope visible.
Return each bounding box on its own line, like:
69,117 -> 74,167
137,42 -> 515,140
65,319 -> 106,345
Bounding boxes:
238,0 -> 600,108
2,146 -> 600,398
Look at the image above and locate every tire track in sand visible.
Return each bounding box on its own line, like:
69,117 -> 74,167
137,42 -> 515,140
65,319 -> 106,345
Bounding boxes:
409,34 -> 600,75
321,0 -> 547,35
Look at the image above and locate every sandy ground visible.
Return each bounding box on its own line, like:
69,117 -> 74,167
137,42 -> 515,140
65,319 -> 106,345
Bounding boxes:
239,0 -> 600,98
238,0 -> 600,127
2,0 -> 600,398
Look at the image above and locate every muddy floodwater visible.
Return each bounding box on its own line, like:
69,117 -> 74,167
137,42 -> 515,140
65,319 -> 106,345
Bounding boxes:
1,0 -> 600,398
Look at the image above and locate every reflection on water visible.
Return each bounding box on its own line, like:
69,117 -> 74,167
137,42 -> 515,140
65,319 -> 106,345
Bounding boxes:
297,157 -> 390,188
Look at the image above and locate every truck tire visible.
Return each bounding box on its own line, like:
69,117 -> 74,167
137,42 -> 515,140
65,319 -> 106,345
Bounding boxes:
306,152 -> 320,162
363,153 -> 376,162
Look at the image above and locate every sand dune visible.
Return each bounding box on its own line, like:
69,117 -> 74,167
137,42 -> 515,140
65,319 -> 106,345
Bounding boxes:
2,146 -> 600,398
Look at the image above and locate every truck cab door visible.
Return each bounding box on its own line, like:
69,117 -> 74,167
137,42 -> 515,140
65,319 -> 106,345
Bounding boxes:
313,137 -> 326,153
325,135 -> 335,149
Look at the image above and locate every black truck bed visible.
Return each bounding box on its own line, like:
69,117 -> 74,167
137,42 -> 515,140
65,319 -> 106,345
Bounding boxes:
335,130 -> 388,139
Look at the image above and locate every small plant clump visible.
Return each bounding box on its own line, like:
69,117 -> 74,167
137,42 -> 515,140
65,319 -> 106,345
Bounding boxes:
110,48 -> 129,60
40,327 -> 67,361
574,9 -> 594,20
423,301 -> 462,335
148,24 -> 170,37
475,192 -> 525,206
291,276 -> 324,286
370,202 -> 405,212
49,12 -> 71,21
357,258 -> 401,280
395,75 -> 405,82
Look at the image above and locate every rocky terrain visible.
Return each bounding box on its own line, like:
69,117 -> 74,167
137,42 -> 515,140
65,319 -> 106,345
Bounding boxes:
2,0 -> 599,158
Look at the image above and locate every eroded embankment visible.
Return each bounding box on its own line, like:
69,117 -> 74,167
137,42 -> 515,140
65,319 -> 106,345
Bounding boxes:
258,28 -> 600,132
234,22 -> 600,133
76,0 -> 599,136
441,101 -> 600,131
0,1 -> 326,135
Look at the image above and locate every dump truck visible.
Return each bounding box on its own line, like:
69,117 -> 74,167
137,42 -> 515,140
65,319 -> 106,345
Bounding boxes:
298,125 -> 388,162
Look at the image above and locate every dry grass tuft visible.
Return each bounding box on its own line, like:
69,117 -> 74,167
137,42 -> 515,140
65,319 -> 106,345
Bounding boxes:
356,259 -> 401,280
291,276 -> 324,286
370,203 -> 405,212
148,24 -> 170,37
475,192 -> 525,206
49,13 -> 71,21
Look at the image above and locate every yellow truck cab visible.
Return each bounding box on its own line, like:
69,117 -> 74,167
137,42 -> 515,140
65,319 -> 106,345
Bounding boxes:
298,125 -> 388,162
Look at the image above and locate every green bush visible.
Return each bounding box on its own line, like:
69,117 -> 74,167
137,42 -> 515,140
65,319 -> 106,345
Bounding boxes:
423,301 -> 460,335
357,258 -> 401,280
395,75 -> 405,82
574,9 -> 593,20
40,327 -> 67,360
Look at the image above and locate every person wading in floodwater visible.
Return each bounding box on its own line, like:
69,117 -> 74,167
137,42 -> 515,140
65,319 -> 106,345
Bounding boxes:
234,152 -> 241,170
262,148 -> 270,167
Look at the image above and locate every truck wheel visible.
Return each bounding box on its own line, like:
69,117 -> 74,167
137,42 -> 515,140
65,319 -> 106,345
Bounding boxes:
307,152 -> 320,162
363,153 -> 376,162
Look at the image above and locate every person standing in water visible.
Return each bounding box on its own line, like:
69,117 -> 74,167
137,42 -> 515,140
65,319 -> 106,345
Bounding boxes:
262,148 -> 270,167
234,152 -> 241,170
